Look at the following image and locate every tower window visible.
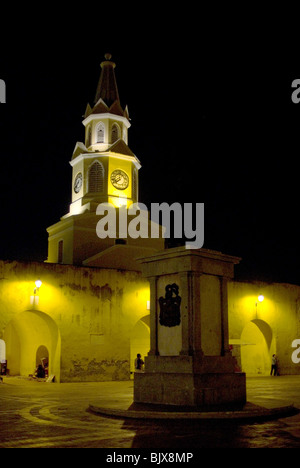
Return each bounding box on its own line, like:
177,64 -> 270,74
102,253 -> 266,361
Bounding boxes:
96,122 -> 105,143
111,123 -> 120,143
88,161 -> 104,192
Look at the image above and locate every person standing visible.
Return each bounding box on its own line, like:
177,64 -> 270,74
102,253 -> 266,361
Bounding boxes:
270,354 -> 278,376
134,353 -> 144,371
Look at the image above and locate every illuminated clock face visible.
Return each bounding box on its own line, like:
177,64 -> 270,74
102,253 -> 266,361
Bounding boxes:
110,169 -> 129,190
74,173 -> 83,193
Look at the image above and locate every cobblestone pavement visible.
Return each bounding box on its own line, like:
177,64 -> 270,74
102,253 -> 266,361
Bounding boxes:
1,376 -> 300,448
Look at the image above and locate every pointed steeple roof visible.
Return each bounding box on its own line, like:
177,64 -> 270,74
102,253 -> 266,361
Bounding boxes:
84,54 -> 129,119
94,53 -> 120,107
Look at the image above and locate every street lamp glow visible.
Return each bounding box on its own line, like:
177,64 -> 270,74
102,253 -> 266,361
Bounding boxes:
258,294 -> 264,303
35,280 -> 42,289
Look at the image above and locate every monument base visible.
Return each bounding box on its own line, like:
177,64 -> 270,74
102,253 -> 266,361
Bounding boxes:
134,355 -> 246,408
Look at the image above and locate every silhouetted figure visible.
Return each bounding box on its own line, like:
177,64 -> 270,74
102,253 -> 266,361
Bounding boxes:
36,364 -> 45,378
270,354 -> 278,376
134,353 -> 144,371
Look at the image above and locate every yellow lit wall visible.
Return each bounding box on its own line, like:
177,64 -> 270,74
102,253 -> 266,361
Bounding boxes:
46,218 -> 74,264
0,260 -> 150,383
1,260 -> 300,383
228,281 -> 300,375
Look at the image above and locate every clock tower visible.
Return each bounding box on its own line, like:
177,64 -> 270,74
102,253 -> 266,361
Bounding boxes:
46,55 -> 163,267
70,53 -> 140,215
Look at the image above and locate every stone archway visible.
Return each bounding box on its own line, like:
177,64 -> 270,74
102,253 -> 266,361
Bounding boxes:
4,310 -> 61,382
240,319 -> 274,375
130,315 -> 150,376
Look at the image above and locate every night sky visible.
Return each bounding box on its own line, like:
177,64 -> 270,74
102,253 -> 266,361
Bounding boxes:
0,17 -> 300,284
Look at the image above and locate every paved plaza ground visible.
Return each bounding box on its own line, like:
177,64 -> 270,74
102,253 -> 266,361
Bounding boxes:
1,375 -> 300,449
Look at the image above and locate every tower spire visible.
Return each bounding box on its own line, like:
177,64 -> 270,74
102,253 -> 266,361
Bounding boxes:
94,53 -> 120,107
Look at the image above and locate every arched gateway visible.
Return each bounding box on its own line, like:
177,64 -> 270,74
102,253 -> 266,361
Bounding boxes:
4,310 -> 61,382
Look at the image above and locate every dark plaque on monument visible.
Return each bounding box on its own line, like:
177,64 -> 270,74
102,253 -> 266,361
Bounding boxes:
159,283 -> 181,327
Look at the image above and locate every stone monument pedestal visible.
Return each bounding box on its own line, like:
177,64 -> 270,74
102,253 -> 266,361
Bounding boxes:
134,354 -> 245,407
134,247 -> 246,408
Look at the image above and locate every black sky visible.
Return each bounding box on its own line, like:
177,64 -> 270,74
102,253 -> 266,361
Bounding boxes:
0,16 -> 300,284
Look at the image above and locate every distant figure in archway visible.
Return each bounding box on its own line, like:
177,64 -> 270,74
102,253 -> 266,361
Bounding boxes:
35,364 -> 45,378
134,353 -> 144,371
270,354 -> 278,376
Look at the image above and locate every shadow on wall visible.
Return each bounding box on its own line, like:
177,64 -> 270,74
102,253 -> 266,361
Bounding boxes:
240,319 -> 274,375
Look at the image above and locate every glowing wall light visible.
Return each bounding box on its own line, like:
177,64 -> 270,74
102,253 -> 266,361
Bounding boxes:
255,294 -> 265,318
35,279 -> 42,291
31,279 -> 42,306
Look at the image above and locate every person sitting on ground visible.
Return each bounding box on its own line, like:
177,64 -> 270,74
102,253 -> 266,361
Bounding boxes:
35,364 -> 45,378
